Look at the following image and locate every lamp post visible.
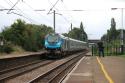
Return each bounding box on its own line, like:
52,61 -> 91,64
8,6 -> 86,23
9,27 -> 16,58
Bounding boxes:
111,8 -> 124,54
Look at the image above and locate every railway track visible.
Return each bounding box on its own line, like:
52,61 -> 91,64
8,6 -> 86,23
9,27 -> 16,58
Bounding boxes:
29,53 -> 84,83
2,52 -> 87,83
0,59 -> 55,82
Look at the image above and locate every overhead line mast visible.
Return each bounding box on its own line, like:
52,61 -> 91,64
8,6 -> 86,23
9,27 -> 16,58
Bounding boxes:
47,0 -> 62,33
54,10 -> 56,33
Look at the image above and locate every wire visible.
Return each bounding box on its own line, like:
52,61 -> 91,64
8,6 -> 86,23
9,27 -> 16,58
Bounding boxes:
22,1 -> 51,23
0,8 -> 15,11
7,0 -> 20,14
60,14 -> 70,23
60,1 -> 74,21
48,0 -> 59,12
47,0 -> 74,33
47,0 -> 71,23
47,0 -> 61,14
10,11 -> 37,23
5,0 -> 39,23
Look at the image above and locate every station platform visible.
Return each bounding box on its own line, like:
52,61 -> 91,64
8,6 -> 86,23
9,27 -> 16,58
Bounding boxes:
62,54 -> 125,83
0,51 -> 45,59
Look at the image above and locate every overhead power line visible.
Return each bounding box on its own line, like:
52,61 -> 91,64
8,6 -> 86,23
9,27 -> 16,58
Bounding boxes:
48,0 -> 59,12
22,0 -> 52,24
5,0 -> 39,23
7,0 -> 20,14
0,8 -> 15,11
47,0 -> 62,14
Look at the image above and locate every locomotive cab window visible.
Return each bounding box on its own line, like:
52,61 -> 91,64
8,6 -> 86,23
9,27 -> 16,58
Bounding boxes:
47,34 -> 59,43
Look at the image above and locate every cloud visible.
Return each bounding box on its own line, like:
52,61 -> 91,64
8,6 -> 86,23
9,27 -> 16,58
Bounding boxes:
0,0 -> 125,39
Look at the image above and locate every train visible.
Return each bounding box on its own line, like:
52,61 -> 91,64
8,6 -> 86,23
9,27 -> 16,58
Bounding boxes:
44,33 -> 88,58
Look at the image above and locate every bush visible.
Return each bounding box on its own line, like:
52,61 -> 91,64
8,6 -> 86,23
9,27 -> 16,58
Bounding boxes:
0,43 -> 13,54
0,46 -> 3,53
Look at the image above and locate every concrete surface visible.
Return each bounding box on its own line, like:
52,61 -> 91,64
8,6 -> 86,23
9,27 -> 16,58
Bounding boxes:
62,54 -> 125,83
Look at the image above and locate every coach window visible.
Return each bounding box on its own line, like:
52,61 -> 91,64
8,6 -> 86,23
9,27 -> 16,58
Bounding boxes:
65,40 -> 66,48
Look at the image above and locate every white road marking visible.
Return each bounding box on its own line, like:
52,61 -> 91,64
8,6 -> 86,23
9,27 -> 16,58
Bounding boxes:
62,56 -> 86,83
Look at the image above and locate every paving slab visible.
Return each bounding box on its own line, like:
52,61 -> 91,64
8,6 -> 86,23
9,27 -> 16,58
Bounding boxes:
62,55 -> 125,83
100,56 -> 125,83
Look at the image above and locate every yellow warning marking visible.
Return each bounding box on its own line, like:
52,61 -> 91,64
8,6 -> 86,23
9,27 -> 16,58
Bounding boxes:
96,57 -> 114,83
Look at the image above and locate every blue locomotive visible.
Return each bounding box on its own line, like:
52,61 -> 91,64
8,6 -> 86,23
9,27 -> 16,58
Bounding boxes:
44,33 -> 88,57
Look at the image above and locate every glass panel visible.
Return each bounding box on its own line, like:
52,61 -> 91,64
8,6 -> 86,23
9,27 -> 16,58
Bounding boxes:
47,34 -> 59,43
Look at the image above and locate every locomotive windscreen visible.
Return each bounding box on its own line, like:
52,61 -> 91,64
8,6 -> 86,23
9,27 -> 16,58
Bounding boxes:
47,34 -> 59,43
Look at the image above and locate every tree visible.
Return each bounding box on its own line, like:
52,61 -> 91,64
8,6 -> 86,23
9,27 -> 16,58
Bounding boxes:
62,33 -> 68,37
80,22 -> 88,41
1,19 -> 53,52
108,18 -> 118,40
101,18 -> 118,42
62,22 -> 88,41
2,19 -> 26,46
68,27 -> 82,40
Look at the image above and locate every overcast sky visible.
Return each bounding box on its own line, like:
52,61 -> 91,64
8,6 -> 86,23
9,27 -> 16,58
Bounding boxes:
0,0 -> 125,39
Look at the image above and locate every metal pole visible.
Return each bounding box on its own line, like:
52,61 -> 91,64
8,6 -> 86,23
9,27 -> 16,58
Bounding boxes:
54,10 -> 55,33
121,8 -> 124,54
71,23 -> 72,30
111,8 -> 124,54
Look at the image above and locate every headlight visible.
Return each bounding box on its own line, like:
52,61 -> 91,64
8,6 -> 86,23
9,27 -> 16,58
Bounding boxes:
45,41 -> 48,45
57,42 -> 61,45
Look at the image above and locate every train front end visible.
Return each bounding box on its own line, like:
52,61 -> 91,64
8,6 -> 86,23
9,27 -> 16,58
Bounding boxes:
44,33 -> 62,52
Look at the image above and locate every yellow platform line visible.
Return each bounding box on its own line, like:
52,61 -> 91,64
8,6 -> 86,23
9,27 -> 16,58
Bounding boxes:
96,57 -> 114,83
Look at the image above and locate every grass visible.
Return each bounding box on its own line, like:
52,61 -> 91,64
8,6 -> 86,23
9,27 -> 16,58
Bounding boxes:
0,45 -> 26,56
118,54 -> 125,58
0,45 -> 43,57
